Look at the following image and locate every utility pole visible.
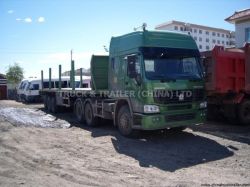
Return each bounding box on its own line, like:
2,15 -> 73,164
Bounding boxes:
70,49 -> 75,90
71,49 -> 73,62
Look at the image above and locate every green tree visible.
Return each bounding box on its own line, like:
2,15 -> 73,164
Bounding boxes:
6,63 -> 24,84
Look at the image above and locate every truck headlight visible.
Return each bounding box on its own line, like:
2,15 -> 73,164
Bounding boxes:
144,105 -> 160,113
200,101 -> 207,109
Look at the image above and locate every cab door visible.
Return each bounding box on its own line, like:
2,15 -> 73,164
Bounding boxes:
124,54 -> 142,93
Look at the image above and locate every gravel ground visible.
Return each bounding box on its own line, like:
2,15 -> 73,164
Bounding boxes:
0,100 -> 249,187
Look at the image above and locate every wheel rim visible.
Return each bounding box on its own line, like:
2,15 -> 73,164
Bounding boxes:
85,103 -> 92,125
119,113 -> 131,134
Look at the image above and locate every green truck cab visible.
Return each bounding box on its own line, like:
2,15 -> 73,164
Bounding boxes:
41,30 -> 206,137
91,30 -> 206,136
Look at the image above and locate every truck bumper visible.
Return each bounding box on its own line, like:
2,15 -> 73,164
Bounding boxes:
133,109 -> 206,130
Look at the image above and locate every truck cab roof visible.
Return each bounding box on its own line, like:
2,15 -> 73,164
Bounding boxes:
109,30 -> 198,56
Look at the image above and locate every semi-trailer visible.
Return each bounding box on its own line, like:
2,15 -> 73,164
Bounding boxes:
201,43 -> 250,125
40,30 -> 206,137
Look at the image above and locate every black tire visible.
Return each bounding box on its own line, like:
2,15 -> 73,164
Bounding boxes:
117,105 -> 139,137
47,96 -> 52,112
50,96 -> 58,113
84,102 -> 99,127
238,100 -> 250,125
43,96 -> 48,110
23,96 -> 29,103
74,98 -> 85,122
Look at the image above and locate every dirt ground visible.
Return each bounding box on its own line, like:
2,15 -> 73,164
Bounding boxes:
0,100 -> 249,187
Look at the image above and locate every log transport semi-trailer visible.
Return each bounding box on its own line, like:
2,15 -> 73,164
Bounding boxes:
201,43 -> 250,125
40,30 -> 206,137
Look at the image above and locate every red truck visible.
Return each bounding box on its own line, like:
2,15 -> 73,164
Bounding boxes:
201,43 -> 250,125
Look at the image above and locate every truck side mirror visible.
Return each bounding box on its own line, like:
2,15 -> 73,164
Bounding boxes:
127,55 -> 137,78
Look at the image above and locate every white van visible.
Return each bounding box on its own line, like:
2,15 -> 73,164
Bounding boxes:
17,76 -> 91,103
17,79 -> 29,101
73,76 -> 91,89
17,77 -> 42,102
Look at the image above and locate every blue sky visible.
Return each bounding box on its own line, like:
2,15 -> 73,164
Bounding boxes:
0,0 -> 249,78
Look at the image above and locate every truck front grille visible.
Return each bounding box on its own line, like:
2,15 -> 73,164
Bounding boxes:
165,113 -> 195,122
153,89 -> 204,104
168,104 -> 192,110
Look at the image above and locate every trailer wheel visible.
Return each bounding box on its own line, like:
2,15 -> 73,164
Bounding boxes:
50,96 -> 58,113
74,98 -> 84,122
84,102 -> 99,126
238,100 -> 250,125
47,96 -> 52,112
117,105 -> 139,137
44,96 -> 48,110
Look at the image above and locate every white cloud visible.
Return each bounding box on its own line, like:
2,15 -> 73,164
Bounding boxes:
24,17 -> 32,23
38,17 -> 45,23
16,18 -> 22,21
7,10 -> 14,14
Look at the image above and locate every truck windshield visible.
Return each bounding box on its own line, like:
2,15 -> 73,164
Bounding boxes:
141,47 -> 203,81
144,57 -> 202,80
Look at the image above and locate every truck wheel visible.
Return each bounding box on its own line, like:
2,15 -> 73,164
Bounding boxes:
47,96 -> 52,112
50,96 -> 58,113
238,100 -> 250,125
117,105 -> 139,137
44,96 -> 48,110
74,98 -> 84,122
84,102 -> 99,126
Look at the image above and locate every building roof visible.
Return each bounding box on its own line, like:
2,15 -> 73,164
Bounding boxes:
225,8 -> 250,23
155,20 -> 234,34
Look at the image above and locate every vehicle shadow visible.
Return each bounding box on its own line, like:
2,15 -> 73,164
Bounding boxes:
191,120 -> 250,145
109,130 -> 233,172
39,108 -> 234,172
38,106 -> 250,145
